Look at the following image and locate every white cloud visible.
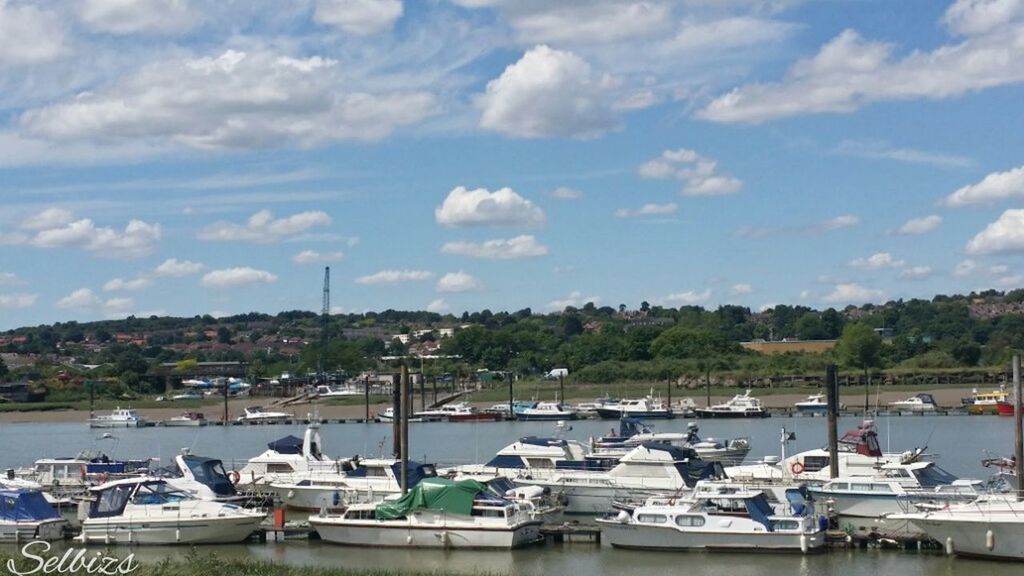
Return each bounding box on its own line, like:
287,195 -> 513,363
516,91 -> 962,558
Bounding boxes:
199,210 -> 331,243
736,214 -> 859,238
355,269 -> 434,285
102,297 -> 135,318
662,289 -> 712,306
944,0 -> 1024,36
426,298 -> 450,313
77,0 -> 200,35
0,272 -> 26,286
954,259 -> 978,276
991,264 -> 1010,274
833,139 -> 974,168
0,293 -> 37,309
638,148 -> 742,196
849,252 -> 905,269
966,208 -> 1024,254
454,1 -> 673,45
19,208 -> 74,231
819,215 -> 860,231
614,90 -> 660,111
103,277 -> 153,292
614,202 -> 678,218
731,283 -> 753,295
822,283 -> 885,304
200,267 -> 278,289
995,273 -> 1024,288
154,258 -> 206,277
314,0 -> 403,35
56,288 -> 101,310
18,49 -> 436,151
549,186 -> 584,200
441,235 -> 549,259
943,166 -> 1024,206
19,211 -> 161,259
0,1 -> 65,66
478,45 -> 618,139
546,290 -> 600,311
896,215 -> 943,235
660,16 -> 795,55
436,271 -> 483,293
899,265 -> 933,280
292,250 -> 345,264
435,186 -> 544,228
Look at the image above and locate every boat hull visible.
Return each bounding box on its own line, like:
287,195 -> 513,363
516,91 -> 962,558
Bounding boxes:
89,421 -> 145,428
515,413 -> 578,422
914,517 -> 1024,560
693,409 -> 769,419
795,405 -> 828,414
161,420 -> 207,427
597,521 -> 825,553
594,409 -> 674,420
517,481 -> 669,515
0,519 -> 69,542
272,484 -> 393,513
996,402 -> 1016,416
311,519 -> 543,549
80,515 -> 262,545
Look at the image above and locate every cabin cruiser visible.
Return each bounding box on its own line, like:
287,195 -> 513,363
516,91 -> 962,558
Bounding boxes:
310,477 -> 543,549
573,397 -> 617,417
596,396 -> 674,420
694,390 -> 768,418
794,394 -> 828,414
162,412 -> 208,427
892,497 -> 1024,560
962,387 -> 1010,415
593,420 -> 751,466
889,393 -> 938,412
269,459 -> 438,512
89,407 -> 147,428
234,422 -> 347,488
315,384 -> 363,399
0,489 -> 69,542
597,483 -> 825,553
236,406 -> 292,423
515,401 -> 578,421
78,478 -> 264,545
10,451 -> 152,502
415,402 -> 501,422
154,451 -> 250,503
375,407 -> 432,423
448,436 -> 589,480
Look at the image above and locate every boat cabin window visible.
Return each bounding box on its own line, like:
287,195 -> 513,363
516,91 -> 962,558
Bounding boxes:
802,456 -> 829,472
472,507 -> 507,518
772,519 -> 800,531
345,508 -> 376,520
912,465 -> 959,488
674,515 -> 706,527
92,485 -> 133,517
830,483 -> 848,491
266,463 -> 295,474
525,458 -> 555,469
131,482 -> 190,505
365,466 -> 388,477
636,513 -> 668,524
850,483 -> 873,492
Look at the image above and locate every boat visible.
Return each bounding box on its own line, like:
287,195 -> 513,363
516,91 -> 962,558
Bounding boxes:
448,436 -> 588,479
415,402 -> 503,422
269,458 -> 438,512
889,393 -> 938,412
10,451 -> 152,502
375,407 -> 433,423
694,390 -> 769,419
794,394 -> 828,414
893,497 -> 1024,560
161,412 -> 208,427
170,392 -> 203,401
596,483 -> 826,553
572,397 -> 618,416
0,489 -> 69,542
78,478 -> 264,545
236,406 -> 292,423
309,477 -> 543,549
154,450 -> 251,503
996,401 -> 1017,416
595,396 -> 674,420
89,407 -> 147,428
315,384 -> 364,399
962,387 -> 1010,415
593,419 -> 751,466
234,421 -> 347,488
515,401 -> 578,421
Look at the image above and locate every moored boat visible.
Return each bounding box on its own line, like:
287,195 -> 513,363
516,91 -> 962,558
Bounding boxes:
236,406 -> 292,423
893,497 -> 1024,561
794,394 -> 828,414
595,396 -> 674,420
0,489 -> 69,542
89,407 -> 147,428
962,387 -> 1010,415
515,401 -> 578,421
889,393 -> 938,413
694,390 -> 769,419
593,419 -> 751,466
269,458 -> 438,513
162,412 -> 208,427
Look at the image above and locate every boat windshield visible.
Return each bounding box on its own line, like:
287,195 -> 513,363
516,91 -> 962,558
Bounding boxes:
131,482 -> 192,505
183,457 -> 236,496
911,465 -> 959,488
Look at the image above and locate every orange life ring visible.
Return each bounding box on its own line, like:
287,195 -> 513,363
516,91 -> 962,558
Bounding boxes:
228,470 -> 241,485
790,462 -> 805,475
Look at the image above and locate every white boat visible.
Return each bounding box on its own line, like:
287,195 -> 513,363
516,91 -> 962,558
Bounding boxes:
794,394 -> 829,414
79,478 -> 264,545
572,398 -> 616,416
170,392 -> 203,401
161,412 -> 208,427
593,420 -> 751,466
889,393 -> 938,412
893,496 -> 1024,560
447,436 -> 588,479
694,390 -> 768,418
269,458 -> 438,512
375,407 -> 432,423
0,489 -> 69,542
234,421 -> 347,488
596,483 -> 825,553
156,451 -> 250,503
316,384 -> 364,399
89,407 -> 147,428
415,402 -> 502,422
10,451 -> 152,502
310,477 -> 543,549
515,401 -> 578,421
596,396 -> 674,419
236,406 -> 292,423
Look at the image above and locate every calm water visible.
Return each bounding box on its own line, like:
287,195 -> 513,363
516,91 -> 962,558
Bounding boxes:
0,415 -> 1020,574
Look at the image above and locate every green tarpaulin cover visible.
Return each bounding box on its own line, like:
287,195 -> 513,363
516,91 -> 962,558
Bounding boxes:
375,477 -> 487,520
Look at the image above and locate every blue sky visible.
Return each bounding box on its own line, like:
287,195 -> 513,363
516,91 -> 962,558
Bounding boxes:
2,0 -> 1024,330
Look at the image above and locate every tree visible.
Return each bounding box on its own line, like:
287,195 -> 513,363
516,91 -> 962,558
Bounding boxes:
0,355 -> 7,380
836,323 -> 883,412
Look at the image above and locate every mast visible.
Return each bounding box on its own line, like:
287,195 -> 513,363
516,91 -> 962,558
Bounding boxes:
319,266 -> 330,385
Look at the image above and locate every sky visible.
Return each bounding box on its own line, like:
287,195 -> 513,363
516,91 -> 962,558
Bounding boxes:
2,0 -> 1024,330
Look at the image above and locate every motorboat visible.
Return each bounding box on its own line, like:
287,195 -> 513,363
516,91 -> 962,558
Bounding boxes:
889,393 -> 938,413
375,407 -> 432,423
78,478 -> 264,545
269,458 -> 438,512
447,475 -> 564,522
316,384 -> 364,399
694,390 -> 769,419
593,419 -> 751,466
170,392 -> 203,401
162,412 -> 208,427
234,421 -> 345,488
89,407 -> 147,428
447,436 -> 589,480
962,387 -> 1010,415
596,483 -> 825,553
573,397 -> 618,416
893,497 -> 1024,560
236,406 -> 292,423
415,402 -> 502,422
794,394 -> 829,414
515,401 -> 578,421
309,477 -> 543,549
0,489 -> 69,542
10,451 -> 152,502
155,450 -> 249,503
596,396 -> 674,420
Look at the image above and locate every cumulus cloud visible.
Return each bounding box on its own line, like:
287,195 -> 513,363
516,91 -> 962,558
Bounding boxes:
55,288 -> 100,310
896,215 -> 943,235
849,252 -> 905,269
426,298 -> 450,313
18,49 -> 436,151
154,258 -> 206,277
944,0 -> 1024,36
731,283 -> 753,295
199,210 -> 331,243
614,202 -> 678,218
549,186 -> 584,200
638,148 -> 742,196
478,45 -> 618,139
822,283 -> 885,304
314,0 -> 403,35
435,187 -> 544,228
54,288 -> 134,317
77,0 -> 200,35
436,271 -> 483,293
103,277 -> 153,292
943,166 -> 1024,206
662,289 -> 712,306
292,250 -> 345,264
0,293 -> 37,309
200,267 -> 278,288
546,290 -> 600,311
355,269 -> 434,285
966,208 -> 1024,254
899,265 -> 933,280
440,235 -> 548,259
20,208 -> 74,231
13,210 -> 161,259
0,1 -> 66,66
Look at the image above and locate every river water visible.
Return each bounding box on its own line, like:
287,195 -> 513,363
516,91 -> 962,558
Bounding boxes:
1,415 -> 1020,574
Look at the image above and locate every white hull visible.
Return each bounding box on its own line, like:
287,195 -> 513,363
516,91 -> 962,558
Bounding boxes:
161,420 -> 207,427
89,421 -> 144,428
80,514 -> 261,545
599,521 -> 825,552
0,519 -> 68,542
518,481 -> 667,515
272,484 -> 394,512
312,519 -> 542,549
916,517 -> 1024,560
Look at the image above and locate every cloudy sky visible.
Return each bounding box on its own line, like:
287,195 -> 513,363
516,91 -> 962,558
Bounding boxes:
2,0 -> 1024,329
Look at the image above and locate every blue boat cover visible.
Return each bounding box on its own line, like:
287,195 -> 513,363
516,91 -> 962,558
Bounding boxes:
0,490 -> 60,522
267,435 -> 304,455
744,494 -> 776,531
